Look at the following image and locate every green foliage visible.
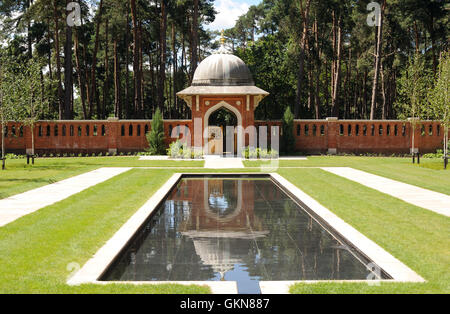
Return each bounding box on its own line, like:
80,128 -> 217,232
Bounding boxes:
423,149 -> 444,159
146,108 -> 166,155
241,147 -> 278,159
235,34 -> 297,120
167,140 -> 183,158
0,0 -> 448,121
167,140 -> 202,159
0,51 -> 21,161
395,54 -> 433,121
428,51 -> 450,128
281,106 -> 295,154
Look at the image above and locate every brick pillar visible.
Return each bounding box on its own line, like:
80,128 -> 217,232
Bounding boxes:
326,117 -> 338,155
107,118 -> 119,154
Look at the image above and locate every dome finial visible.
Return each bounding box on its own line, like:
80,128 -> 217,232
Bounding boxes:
220,30 -> 226,45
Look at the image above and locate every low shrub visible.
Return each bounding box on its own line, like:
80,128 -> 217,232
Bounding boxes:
423,149 -> 444,159
167,140 -> 203,159
241,147 -> 278,159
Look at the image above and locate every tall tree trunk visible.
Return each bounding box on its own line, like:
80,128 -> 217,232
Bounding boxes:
47,18 -> 53,80
139,21 -> 144,117
331,16 -> 342,118
331,11 -> 336,110
114,39 -> 121,119
75,1 -> 91,118
354,70 -> 360,119
64,0 -> 74,119
149,48 -> 155,115
90,0 -> 104,119
74,28 -> 87,119
103,19 -> 109,120
130,0 -> 141,117
370,0 -> 386,120
125,2 -> 130,118
324,58 -> 329,112
294,0 -> 311,119
1,121 -> 5,163
381,62 -> 387,120
191,0 -> 199,78
343,47 -> 351,119
363,70 -> 368,119
53,0 -> 64,119
171,22 -> 177,119
82,40 -> 91,118
26,0 -> 32,59
429,17 -> 437,76
413,21 -> 420,56
159,0 -> 168,113
313,17 -> 320,120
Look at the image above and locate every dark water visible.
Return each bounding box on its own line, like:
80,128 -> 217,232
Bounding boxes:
101,176 -> 389,293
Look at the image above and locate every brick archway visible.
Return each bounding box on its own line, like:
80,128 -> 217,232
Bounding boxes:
203,101 -> 243,156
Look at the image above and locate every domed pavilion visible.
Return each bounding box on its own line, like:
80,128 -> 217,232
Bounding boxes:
177,34 -> 269,155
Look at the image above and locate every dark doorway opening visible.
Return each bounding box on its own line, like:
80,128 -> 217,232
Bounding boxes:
208,107 -> 238,155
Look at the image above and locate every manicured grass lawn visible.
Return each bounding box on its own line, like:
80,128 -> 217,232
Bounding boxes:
1,156 -> 448,294
0,168 -> 209,294
0,157 -> 204,200
278,168 -> 449,294
245,156 -> 450,195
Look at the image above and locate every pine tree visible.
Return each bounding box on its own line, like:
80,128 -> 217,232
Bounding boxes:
146,108 -> 166,155
281,107 -> 295,154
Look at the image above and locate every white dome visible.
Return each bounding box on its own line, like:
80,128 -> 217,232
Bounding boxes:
192,50 -> 254,87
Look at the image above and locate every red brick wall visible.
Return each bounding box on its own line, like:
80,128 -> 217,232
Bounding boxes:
1,119 -> 448,155
256,119 -> 447,154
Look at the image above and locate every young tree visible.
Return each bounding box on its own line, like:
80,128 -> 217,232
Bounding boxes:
281,107 -> 295,155
146,108 -> 166,155
395,54 -> 433,155
0,53 -> 20,169
428,51 -> 450,167
19,57 -> 53,160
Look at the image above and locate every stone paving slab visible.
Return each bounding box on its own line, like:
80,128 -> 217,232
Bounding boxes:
138,156 -> 170,160
322,167 -> 450,217
0,167 -> 132,227
204,156 -> 244,169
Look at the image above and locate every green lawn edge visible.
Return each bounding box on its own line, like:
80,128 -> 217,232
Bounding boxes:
277,168 -> 449,294
0,168 -> 210,294
1,157 -> 449,294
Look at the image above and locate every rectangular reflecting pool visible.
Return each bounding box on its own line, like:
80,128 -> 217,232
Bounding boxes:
101,175 -> 390,293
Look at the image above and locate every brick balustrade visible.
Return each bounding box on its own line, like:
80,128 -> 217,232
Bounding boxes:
1,119 -> 448,155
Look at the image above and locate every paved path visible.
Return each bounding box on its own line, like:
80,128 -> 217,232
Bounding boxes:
138,156 -> 170,161
278,157 -> 308,160
0,167 -> 132,227
322,167 -> 450,217
204,156 -> 244,169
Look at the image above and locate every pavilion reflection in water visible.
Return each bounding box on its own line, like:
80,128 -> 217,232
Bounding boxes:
176,179 -> 269,280
102,177 -> 381,292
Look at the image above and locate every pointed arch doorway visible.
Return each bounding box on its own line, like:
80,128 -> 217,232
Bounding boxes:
204,102 -> 243,156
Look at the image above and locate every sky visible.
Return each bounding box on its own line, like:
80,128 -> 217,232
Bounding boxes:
205,0 -> 262,31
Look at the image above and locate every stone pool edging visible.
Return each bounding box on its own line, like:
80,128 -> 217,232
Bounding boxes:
68,172 -> 425,295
